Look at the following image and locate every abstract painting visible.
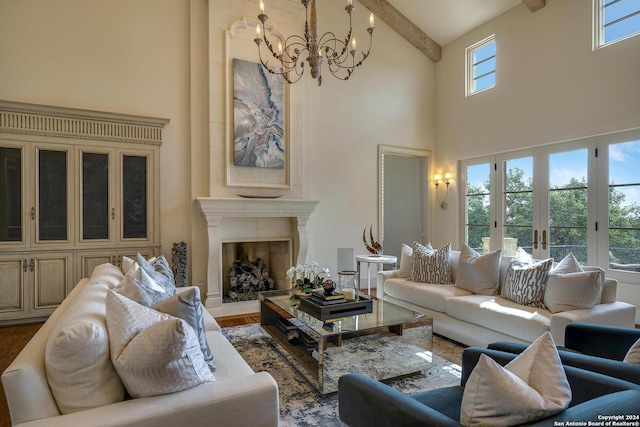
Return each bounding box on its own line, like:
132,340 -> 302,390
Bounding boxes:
233,58 -> 284,169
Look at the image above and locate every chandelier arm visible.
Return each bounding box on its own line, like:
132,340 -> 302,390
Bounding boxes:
325,32 -> 373,73
254,0 -> 374,85
256,39 -> 308,84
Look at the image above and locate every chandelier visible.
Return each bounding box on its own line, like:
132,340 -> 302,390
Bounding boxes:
254,0 -> 375,86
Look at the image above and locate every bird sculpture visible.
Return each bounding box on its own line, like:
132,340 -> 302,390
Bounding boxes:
362,224 -> 383,255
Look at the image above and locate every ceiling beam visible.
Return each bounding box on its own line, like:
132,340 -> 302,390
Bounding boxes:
358,0 -> 442,63
521,0 -> 546,12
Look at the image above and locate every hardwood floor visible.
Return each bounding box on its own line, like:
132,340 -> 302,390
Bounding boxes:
0,313 -> 259,427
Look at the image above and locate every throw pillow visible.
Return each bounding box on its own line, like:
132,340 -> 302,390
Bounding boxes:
137,253 -> 176,296
460,331 -> 571,426
45,281 -> 125,414
105,291 -> 215,398
501,247 -> 553,307
396,243 -> 413,278
455,243 -> 501,295
623,338 -> 640,364
114,267 -> 168,307
543,270 -> 603,313
551,252 -> 583,275
410,242 -> 451,284
153,287 -> 215,370
120,255 -> 137,275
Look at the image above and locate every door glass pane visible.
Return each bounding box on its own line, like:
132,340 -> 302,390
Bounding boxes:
549,149 -> 588,263
465,163 -> 491,252
0,147 -> 22,242
608,140 -> 640,272
122,155 -> 147,239
82,152 -> 109,240
503,157 -> 533,254
38,149 -> 67,241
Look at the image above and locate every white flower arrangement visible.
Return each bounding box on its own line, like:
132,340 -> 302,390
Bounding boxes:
286,262 -> 330,292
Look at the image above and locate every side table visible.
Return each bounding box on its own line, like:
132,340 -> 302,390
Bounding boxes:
355,254 -> 397,295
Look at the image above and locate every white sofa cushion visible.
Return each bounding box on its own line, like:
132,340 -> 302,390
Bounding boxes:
384,277 -> 471,313
461,332 -> 570,426
456,243 -> 501,295
446,295 -> 551,343
544,270 -> 603,313
44,265 -> 126,414
106,291 -> 215,398
396,243 -> 413,278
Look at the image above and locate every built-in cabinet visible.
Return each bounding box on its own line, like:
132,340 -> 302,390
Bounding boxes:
0,100 -> 168,323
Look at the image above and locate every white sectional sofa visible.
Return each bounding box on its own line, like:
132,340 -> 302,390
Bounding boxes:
378,250 -> 637,347
2,263 -> 279,427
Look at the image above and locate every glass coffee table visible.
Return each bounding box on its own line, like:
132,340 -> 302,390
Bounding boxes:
259,289 -> 433,394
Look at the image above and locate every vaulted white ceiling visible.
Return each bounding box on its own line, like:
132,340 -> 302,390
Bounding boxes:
357,0 -> 543,61
390,0 -> 521,46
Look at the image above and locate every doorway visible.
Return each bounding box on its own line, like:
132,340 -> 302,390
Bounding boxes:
378,145 -> 430,260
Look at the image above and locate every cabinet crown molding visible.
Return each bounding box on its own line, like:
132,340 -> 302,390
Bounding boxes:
0,100 -> 170,145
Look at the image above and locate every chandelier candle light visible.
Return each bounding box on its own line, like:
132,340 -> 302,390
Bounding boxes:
255,0 -> 376,86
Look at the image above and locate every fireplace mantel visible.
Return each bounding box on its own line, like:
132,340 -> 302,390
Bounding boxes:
197,197 -> 318,314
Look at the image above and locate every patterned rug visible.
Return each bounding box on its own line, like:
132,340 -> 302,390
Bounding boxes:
221,323 -> 464,427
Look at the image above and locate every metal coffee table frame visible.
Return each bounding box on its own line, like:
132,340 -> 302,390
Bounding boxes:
259,289 -> 433,394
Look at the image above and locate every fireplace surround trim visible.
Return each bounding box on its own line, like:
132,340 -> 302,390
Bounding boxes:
197,198 -> 319,311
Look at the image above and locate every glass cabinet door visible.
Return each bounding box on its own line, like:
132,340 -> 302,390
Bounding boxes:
121,154 -> 148,239
37,148 -> 68,242
0,147 -> 23,243
81,151 -> 110,240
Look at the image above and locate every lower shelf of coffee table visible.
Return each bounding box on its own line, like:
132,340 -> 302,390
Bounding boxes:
260,296 -> 433,394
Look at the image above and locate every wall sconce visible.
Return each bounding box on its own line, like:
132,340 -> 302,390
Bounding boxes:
434,173 -> 452,209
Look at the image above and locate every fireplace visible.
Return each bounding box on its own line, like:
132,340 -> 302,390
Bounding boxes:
197,198 -> 318,316
221,239 -> 292,303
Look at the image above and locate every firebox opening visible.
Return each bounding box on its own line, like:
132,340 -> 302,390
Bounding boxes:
221,239 -> 292,303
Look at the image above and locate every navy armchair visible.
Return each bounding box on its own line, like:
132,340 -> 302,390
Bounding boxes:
489,322 -> 640,384
338,347 -> 640,427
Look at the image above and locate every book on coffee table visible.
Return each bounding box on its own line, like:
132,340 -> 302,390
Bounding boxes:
307,294 -> 347,305
311,289 -> 344,301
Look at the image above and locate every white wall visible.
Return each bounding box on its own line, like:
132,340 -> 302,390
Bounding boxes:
200,0 -> 435,279
0,0 -> 435,295
434,0 -> 640,318
0,0 -> 193,267
306,1 -> 435,276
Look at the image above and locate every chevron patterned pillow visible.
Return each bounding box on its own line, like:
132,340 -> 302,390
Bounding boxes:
410,242 -> 452,284
501,247 -> 552,307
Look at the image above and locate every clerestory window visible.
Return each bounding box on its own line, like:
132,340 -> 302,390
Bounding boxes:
594,0 -> 640,49
465,35 -> 496,96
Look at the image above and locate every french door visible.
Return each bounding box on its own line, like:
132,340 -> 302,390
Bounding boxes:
494,140 -> 594,262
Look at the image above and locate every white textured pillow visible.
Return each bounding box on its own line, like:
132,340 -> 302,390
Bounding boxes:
461,331 -> 571,426
396,243 -> 413,278
120,255 -> 137,275
552,252 -> 582,274
456,243 -> 501,295
106,291 -> 215,398
114,267 -> 167,307
45,281 -> 125,414
501,247 -> 552,307
410,242 -> 451,284
623,338 -> 640,364
543,270 -> 603,313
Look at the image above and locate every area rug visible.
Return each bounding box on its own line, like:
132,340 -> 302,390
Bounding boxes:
221,323 -> 464,427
